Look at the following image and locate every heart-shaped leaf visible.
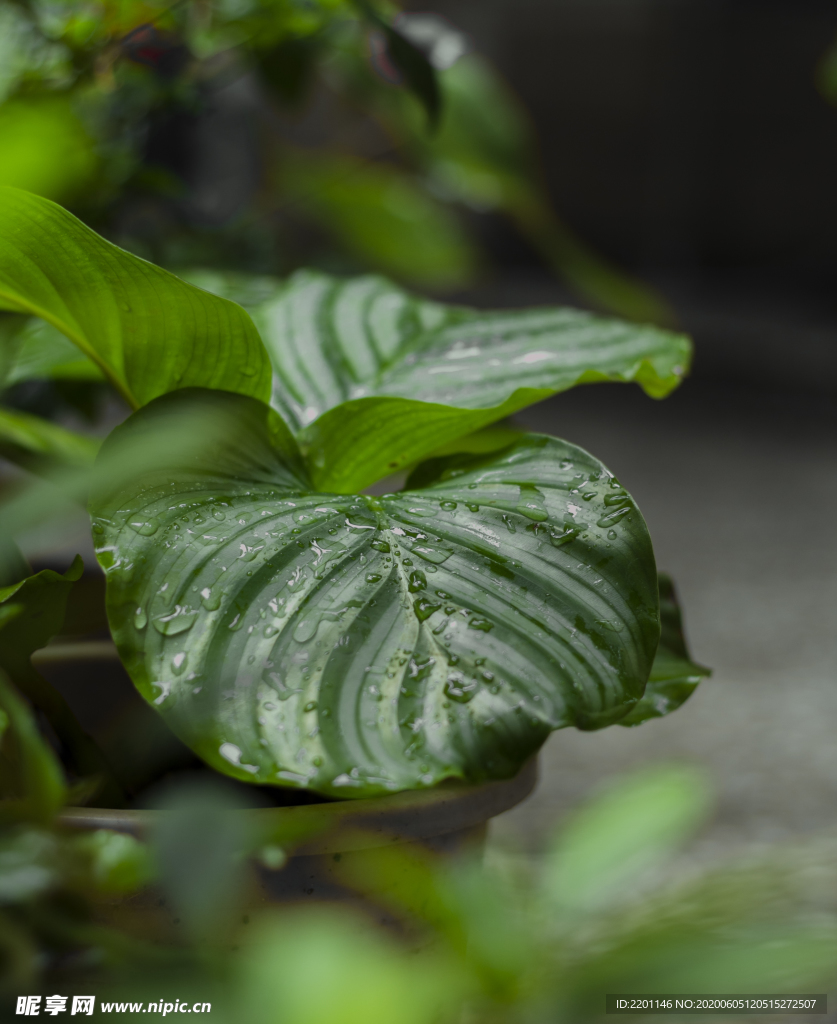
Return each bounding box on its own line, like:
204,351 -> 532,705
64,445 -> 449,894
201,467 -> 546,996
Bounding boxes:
0,187 -> 271,410
231,269 -> 691,491
90,389 -> 660,799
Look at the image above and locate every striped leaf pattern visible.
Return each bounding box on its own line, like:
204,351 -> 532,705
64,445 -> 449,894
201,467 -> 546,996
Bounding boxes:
91,390 -> 663,799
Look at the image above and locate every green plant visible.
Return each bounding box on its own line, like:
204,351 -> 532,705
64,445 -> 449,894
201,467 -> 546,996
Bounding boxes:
0,185 -> 708,801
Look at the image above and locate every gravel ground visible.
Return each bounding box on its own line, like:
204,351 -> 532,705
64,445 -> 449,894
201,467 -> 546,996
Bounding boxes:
490,378 -> 837,858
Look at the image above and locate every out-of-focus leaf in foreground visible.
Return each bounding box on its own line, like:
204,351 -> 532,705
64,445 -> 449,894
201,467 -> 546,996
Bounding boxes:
238,906 -> 463,1024
542,765 -> 712,918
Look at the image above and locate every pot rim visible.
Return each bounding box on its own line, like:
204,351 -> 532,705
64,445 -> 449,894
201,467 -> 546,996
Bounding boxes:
59,757 -> 538,855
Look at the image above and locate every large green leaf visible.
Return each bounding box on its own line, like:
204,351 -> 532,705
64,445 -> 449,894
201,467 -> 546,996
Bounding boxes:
0,187 -> 271,410
238,269 -> 690,490
90,389 -> 660,799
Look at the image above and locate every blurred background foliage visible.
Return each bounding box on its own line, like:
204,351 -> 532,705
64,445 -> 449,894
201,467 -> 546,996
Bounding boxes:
0,0 -> 668,320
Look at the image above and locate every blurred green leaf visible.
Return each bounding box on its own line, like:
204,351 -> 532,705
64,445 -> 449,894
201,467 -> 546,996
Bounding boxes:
618,575 -> 710,728
0,557 -> 84,674
91,389 -> 660,798
0,670 -> 66,823
0,558 -> 124,806
557,843 -> 837,1018
0,827 -> 61,900
150,776 -> 259,943
69,829 -> 155,895
542,765 -> 712,917
0,542 -> 29,589
238,906 -> 463,1024
1,317 -> 104,387
0,406 -> 99,472
278,149 -> 478,289
0,96 -> 98,203
0,188 -> 271,410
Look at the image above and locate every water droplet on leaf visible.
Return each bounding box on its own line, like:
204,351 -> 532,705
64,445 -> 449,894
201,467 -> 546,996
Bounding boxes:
408,570 -> 427,593
200,587 -> 221,611
128,516 -> 160,536
469,617 -> 494,632
413,598 -> 441,622
153,605 -> 198,635
412,544 -> 453,565
293,618 -> 319,643
516,484 -> 548,522
444,677 -> 478,703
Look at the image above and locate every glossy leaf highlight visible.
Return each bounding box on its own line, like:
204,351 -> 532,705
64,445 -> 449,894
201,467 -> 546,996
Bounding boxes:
91,389 -> 660,799
236,269 -> 690,490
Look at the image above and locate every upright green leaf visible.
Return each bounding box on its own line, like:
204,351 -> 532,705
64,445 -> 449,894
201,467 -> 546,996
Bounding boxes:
90,389 -> 660,799
0,188 -> 271,409
238,269 -> 690,490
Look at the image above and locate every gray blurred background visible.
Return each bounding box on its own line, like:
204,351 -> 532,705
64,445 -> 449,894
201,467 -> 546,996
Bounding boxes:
429,0 -> 837,854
